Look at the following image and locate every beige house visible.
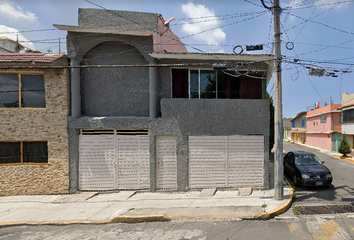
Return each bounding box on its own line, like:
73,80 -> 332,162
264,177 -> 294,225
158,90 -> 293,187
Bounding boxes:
339,92 -> 354,152
0,53 -> 70,196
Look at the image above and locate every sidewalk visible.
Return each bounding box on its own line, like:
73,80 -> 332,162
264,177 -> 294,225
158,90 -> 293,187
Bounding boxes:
290,140 -> 354,163
0,184 -> 292,226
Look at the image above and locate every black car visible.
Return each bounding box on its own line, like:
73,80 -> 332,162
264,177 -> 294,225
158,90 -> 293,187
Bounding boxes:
284,151 -> 332,187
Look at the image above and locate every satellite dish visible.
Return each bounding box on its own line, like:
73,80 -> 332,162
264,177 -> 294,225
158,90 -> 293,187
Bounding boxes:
164,17 -> 174,26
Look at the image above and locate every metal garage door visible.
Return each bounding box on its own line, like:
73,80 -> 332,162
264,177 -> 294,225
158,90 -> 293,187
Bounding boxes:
79,130 -> 150,191
156,136 -> 177,190
189,135 -> 264,189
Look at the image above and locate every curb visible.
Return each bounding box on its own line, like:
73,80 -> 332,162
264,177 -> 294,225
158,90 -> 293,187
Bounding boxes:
265,179 -> 294,219
111,214 -> 168,223
332,154 -> 354,164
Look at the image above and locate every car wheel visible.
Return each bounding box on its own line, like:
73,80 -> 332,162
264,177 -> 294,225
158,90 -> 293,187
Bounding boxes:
293,176 -> 299,186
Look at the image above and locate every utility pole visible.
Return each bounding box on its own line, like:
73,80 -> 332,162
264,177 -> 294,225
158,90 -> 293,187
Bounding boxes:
261,0 -> 283,200
273,0 -> 283,200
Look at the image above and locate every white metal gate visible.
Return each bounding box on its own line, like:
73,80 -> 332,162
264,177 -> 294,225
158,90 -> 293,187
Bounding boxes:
189,135 -> 264,189
156,136 -> 177,190
79,130 -> 150,191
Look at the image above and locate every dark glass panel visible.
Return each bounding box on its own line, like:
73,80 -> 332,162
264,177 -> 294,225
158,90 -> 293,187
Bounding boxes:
0,142 -> 21,164
0,74 -> 19,107
21,75 -> 45,108
23,142 -> 48,163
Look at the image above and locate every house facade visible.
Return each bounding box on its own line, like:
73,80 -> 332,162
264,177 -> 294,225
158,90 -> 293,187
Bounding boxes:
290,111 -> 307,143
0,53 -> 70,196
56,8 -> 274,192
339,92 -> 354,151
306,104 -> 342,152
0,36 -> 32,53
283,118 -> 292,140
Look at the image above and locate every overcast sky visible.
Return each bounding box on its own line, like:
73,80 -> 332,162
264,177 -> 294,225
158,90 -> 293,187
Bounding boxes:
0,0 -> 353,118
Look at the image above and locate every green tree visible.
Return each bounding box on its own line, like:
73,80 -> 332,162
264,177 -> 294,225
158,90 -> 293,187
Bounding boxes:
267,92 -> 274,154
339,135 -> 351,157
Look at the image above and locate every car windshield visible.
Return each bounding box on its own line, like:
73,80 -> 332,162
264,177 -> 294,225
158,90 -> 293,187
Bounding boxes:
295,154 -> 322,166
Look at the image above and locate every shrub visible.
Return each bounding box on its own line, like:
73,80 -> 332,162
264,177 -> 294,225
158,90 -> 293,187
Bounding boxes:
339,135 -> 351,157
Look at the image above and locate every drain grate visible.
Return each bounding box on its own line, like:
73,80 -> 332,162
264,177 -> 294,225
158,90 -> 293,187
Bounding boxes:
293,205 -> 354,215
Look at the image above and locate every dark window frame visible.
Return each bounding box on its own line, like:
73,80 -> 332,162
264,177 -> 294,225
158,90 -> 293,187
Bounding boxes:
0,73 -> 46,108
0,141 -> 48,165
320,115 -> 327,124
343,108 -> 354,123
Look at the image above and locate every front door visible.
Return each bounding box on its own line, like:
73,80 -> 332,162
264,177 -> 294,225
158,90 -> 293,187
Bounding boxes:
331,133 -> 341,153
156,136 -> 177,190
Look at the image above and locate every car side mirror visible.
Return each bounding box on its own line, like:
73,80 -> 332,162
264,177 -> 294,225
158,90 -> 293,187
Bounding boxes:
321,161 -> 325,164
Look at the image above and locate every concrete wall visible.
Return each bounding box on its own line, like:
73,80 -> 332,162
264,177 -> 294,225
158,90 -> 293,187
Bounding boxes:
342,92 -> 354,106
155,98 -> 270,190
307,133 -> 332,151
78,8 -> 159,33
68,99 -> 270,192
81,41 -> 150,117
0,69 -> 70,196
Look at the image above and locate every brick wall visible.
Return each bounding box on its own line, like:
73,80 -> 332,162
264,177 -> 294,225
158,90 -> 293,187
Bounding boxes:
0,69 -> 70,196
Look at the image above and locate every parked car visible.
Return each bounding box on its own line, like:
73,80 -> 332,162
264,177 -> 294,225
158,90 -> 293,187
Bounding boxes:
284,151 -> 332,186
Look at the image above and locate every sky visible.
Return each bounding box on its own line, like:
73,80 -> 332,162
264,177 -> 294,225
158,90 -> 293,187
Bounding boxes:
0,0 -> 353,118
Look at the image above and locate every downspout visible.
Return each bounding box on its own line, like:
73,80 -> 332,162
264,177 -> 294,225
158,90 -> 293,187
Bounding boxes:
70,59 -> 81,119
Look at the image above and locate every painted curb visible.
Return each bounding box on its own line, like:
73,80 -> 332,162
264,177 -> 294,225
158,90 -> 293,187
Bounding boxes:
111,214 -> 168,223
333,154 -> 354,164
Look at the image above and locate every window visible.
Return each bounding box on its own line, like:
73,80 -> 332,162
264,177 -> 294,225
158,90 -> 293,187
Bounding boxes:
292,122 -> 295,128
320,115 -> 327,123
343,108 -> 354,123
0,73 -> 45,108
0,141 -> 48,164
301,120 -> 305,127
172,69 -> 263,99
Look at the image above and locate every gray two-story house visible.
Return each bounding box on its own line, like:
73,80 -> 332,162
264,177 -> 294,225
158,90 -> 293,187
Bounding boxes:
56,8 -> 274,192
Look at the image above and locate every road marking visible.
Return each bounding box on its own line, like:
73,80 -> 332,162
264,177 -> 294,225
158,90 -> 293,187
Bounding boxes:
288,222 -> 308,239
306,218 -> 351,240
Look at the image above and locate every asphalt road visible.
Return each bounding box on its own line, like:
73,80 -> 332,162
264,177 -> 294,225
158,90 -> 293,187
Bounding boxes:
1,217 -> 354,240
282,141 -> 354,207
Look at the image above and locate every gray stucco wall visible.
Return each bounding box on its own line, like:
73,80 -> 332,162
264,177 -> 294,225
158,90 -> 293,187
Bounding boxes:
78,8 -> 159,33
81,41 -> 150,117
69,98 -> 270,192
156,98 -> 270,190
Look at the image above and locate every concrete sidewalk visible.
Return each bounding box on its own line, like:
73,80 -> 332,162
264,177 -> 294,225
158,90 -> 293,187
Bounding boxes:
0,185 -> 292,226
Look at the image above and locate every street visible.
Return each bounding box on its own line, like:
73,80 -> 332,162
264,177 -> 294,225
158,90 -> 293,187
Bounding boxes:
282,141 -> 354,208
1,217 -> 354,240
1,141 -> 354,240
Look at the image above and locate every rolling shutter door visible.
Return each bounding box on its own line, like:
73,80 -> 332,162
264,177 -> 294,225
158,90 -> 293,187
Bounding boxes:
189,135 -> 264,189
156,136 -> 177,190
117,135 -> 150,189
227,135 -> 264,187
189,136 -> 227,188
79,133 -> 116,190
79,130 -> 150,191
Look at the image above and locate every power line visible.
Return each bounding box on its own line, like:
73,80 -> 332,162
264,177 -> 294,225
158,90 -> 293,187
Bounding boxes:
286,12 -> 354,35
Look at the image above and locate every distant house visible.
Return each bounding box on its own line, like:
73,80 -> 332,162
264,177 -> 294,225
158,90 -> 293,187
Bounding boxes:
290,111 -> 307,143
0,36 -> 32,53
283,118 -> 292,140
338,92 -> 354,152
306,104 -> 342,152
0,53 -> 70,196
55,8 -> 275,193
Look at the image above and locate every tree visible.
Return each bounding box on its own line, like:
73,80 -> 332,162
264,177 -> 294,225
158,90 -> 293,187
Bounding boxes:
267,92 -> 274,154
339,135 -> 351,157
